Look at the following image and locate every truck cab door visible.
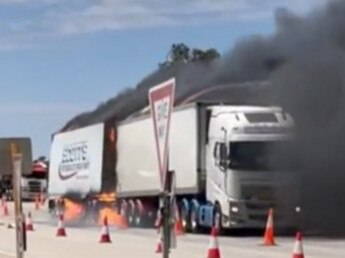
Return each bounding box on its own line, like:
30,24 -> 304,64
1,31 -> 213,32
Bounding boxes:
210,141 -> 228,193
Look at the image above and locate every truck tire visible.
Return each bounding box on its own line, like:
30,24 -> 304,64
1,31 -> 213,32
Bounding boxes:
134,208 -> 142,227
127,206 -> 135,227
213,204 -> 223,235
190,208 -> 200,233
180,206 -> 190,232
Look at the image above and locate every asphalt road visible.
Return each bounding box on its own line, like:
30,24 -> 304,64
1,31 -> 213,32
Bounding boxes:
0,202 -> 344,258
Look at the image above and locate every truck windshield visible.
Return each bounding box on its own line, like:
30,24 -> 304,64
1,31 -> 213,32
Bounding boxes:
229,141 -> 297,171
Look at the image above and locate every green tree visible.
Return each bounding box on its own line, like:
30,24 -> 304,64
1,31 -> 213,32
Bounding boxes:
159,43 -> 220,68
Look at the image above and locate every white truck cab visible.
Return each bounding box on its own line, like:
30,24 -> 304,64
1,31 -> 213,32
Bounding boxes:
206,105 -> 299,230
21,160 -> 48,201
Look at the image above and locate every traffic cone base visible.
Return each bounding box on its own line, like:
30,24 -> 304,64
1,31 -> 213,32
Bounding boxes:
99,217 -> 111,243
25,213 -> 34,231
56,228 -> 66,237
155,229 -> 163,253
207,248 -> 221,258
26,224 -> 34,231
155,242 -> 162,253
99,234 -> 111,243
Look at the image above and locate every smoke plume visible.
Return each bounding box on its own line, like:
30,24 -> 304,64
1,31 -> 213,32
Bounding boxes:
60,0 -> 345,235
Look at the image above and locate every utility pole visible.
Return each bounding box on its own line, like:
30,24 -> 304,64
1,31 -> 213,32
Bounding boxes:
11,143 -> 26,258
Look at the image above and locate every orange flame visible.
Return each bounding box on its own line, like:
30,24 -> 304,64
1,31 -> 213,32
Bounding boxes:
98,207 -> 120,226
63,198 -> 84,221
97,192 -> 116,202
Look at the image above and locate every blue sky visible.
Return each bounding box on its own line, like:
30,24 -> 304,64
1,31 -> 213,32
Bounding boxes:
0,0 -> 328,158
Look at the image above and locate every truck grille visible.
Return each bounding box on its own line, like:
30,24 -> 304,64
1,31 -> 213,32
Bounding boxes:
241,185 -> 275,202
28,181 -> 41,192
241,185 -> 281,223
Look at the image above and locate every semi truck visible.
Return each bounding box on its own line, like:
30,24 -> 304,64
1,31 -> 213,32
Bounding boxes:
48,102 -> 300,232
116,102 -> 299,232
21,158 -> 49,201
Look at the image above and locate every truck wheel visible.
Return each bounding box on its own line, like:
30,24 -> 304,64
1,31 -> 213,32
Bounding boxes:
145,209 -> 155,228
190,208 -> 200,233
134,208 -> 142,227
213,204 -> 223,235
180,206 -> 190,232
127,206 -> 135,227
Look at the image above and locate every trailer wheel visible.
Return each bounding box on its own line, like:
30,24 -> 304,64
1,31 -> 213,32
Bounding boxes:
127,205 -> 135,226
190,208 -> 200,233
180,206 -> 190,232
134,209 -> 142,227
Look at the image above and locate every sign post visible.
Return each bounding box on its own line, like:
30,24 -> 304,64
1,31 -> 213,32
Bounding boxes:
11,143 -> 26,258
148,78 -> 175,258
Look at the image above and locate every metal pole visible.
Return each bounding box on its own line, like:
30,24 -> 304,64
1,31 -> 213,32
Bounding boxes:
161,170 -> 175,258
162,192 -> 170,258
11,143 -> 25,258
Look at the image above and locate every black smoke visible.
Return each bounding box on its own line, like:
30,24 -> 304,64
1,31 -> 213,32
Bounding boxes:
60,0 -> 345,235
270,2 -> 345,235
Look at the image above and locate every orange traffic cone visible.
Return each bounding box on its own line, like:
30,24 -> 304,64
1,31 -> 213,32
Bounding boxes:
56,213 -> 67,237
99,217 -> 111,243
262,208 -> 276,246
2,202 -> 9,216
35,195 -> 40,210
292,232 -> 304,258
155,228 -> 163,253
206,227 -> 221,258
174,218 -> 184,236
40,193 -> 45,205
25,212 -> 34,231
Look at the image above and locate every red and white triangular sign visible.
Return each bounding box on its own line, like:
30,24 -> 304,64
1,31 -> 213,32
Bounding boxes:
148,78 -> 175,189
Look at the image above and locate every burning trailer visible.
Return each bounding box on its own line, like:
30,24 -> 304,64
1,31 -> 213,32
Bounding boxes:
47,122 -> 118,225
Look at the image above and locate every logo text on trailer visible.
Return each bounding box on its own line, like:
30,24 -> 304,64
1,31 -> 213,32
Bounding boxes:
58,141 -> 90,180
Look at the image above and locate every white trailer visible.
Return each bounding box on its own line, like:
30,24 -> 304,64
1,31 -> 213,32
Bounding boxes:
47,122 -> 117,219
115,102 -> 300,232
116,103 -> 201,197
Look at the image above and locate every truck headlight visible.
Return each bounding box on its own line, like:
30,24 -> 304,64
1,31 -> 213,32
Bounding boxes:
295,206 -> 301,213
231,206 -> 239,213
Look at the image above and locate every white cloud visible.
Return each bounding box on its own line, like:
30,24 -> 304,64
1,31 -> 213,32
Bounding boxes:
0,0 -> 330,50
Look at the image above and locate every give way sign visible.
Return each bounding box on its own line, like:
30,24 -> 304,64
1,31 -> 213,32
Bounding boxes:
148,78 -> 175,190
